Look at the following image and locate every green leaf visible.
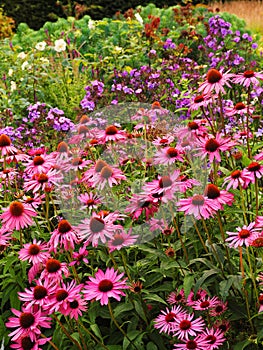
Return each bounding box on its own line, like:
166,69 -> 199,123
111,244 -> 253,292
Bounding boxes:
147,342 -> 158,350
114,302 -> 134,319
183,274 -> 195,298
90,324 -> 103,342
233,339 -> 252,350
194,269 -> 220,293
143,294 -> 167,305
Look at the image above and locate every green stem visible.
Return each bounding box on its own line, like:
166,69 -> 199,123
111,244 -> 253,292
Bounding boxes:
78,319 -> 110,350
108,299 -> 139,350
53,314 -> 82,350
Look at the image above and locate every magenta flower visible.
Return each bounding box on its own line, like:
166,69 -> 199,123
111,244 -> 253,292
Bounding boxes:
154,305 -> 186,334
125,193 -> 159,220
200,327 -> 226,349
198,68 -> 233,95
188,94 -> 213,111
89,164 -> 126,190
242,161 -> 263,186
153,146 -> 184,165
107,229 -> 138,252
97,125 -> 127,143
40,258 -> 69,282
48,280 -> 83,314
18,279 -> 56,310
192,296 -> 220,311
10,335 -> 51,350
196,133 -> 236,163
204,184 -> 234,210
224,101 -> 254,117
77,192 -> 102,210
83,267 -> 128,305
69,244 -> 89,266
177,194 -> 220,220
167,289 -> 186,305
6,306 -> 52,342
0,134 -> 18,156
223,169 -> 246,190
24,154 -> 55,175
19,239 -> 50,264
226,222 -> 260,248
186,289 -> 208,307
258,294 -> 263,313
232,70 -> 263,88
173,313 -> 205,340
0,201 -> 37,231
173,335 -> 209,350
48,219 -> 79,253
63,295 -> 87,320
23,169 -> 62,193
78,211 -> 123,247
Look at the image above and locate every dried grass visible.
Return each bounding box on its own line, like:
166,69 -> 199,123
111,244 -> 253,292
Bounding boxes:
208,1 -> 263,34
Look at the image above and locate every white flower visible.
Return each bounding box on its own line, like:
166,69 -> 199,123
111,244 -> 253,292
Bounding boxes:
40,57 -> 49,64
54,39 -> 67,52
10,81 -> 17,92
21,61 -> 29,70
88,20 -> 95,30
135,13 -> 143,25
17,52 -> 27,59
35,41 -> 46,51
8,69 -> 13,77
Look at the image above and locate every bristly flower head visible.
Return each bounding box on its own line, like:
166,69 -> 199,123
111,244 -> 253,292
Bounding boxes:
83,267 -> 128,305
198,68 -> 233,95
0,201 -> 37,231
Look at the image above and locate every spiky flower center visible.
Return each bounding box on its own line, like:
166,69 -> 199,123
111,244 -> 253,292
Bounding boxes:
250,237 -> 263,247
238,229 -> 250,239
33,156 -> 45,166
57,141 -> 68,152
194,95 -> 204,103
205,138 -> 219,152
235,102 -> 246,110
191,195 -> 205,206
159,138 -> 169,144
105,125 -> 118,135
98,279 -> 113,292
33,286 -> 48,300
186,340 -> 197,349
58,219 -> 72,233
200,300 -> 210,308
243,70 -> 254,78
180,319 -> 191,330
37,173 -> 48,183
86,199 -> 95,206
0,134 -> 11,147
207,69 -> 222,83
188,121 -> 199,130
46,258 -> 61,273
10,201 -> 24,217
90,217 -> 105,233
72,157 -> 82,166
21,336 -> 35,350
78,125 -> 89,134
19,313 -> 35,328
112,234 -> 125,246
28,244 -> 40,255
206,335 -> 216,344
214,305 -> 223,313
166,147 -> 178,158
95,160 -> 107,172
100,166 -> 113,179
205,184 -> 220,199
231,170 -> 241,179
70,300 -> 79,309
159,176 -> 172,188
165,312 -> 176,322
247,162 -> 260,172
258,295 -> 263,305
56,289 -> 69,301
